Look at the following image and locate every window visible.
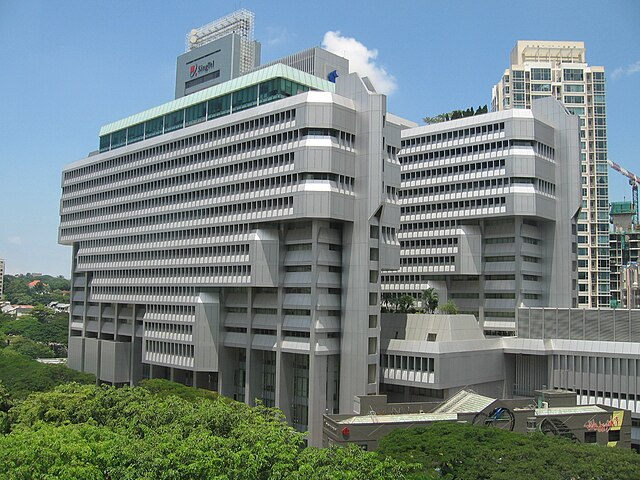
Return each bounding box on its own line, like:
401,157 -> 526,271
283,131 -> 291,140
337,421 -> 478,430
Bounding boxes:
185,102 -> 207,126
584,431 -> 597,443
564,95 -> 584,104
531,68 -> 551,81
145,117 -> 163,138
564,69 -> 584,81
564,84 -> 584,93
111,129 -> 126,148
208,94 -> 231,119
531,83 -> 551,92
368,364 -> 377,384
369,292 -> 378,306
127,123 -> 144,144
164,110 -> 184,132
232,85 -> 258,112
368,337 -> 377,355
185,70 -> 220,90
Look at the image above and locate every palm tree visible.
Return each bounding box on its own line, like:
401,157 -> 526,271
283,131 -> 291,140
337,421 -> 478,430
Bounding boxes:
421,288 -> 439,314
397,295 -> 415,313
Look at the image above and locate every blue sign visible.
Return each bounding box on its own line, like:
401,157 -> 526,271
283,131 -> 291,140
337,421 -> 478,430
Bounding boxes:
327,70 -> 339,83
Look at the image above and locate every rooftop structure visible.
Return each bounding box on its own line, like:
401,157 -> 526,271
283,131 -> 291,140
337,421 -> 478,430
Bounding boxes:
185,9 -> 255,52
176,9 -> 261,98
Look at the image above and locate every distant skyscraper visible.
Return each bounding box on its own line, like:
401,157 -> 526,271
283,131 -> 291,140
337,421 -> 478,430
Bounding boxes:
492,41 -> 609,308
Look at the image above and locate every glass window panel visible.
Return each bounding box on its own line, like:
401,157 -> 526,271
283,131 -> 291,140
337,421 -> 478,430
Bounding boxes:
185,102 -> 207,126
145,117 -> 164,138
164,110 -> 184,132
564,84 -> 584,93
127,123 -> 144,144
232,85 -> 257,112
531,83 -> 551,92
111,129 -> 126,148
207,94 -> 231,119
531,68 -> 551,81
259,78 -> 285,104
566,107 -> 585,116
564,69 -> 584,81
564,95 -> 584,104
99,135 -> 111,152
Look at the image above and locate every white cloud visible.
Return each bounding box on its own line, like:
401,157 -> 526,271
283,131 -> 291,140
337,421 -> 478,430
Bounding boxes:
611,60 -> 640,80
7,236 -> 22,245
322,31 -> 397,95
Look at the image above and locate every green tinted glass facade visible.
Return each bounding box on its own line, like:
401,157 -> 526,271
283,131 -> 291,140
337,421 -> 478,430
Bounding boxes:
145,117 -> 163,139
127,123 -> 144,144
99,76 -> 317,152
208,94 -> 231,120
232,85 -> 258,112
185,102 -> 207,126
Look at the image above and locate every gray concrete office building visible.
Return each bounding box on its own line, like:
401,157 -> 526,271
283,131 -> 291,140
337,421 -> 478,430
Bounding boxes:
59,60 -> 403,446
384,98 -> 581,334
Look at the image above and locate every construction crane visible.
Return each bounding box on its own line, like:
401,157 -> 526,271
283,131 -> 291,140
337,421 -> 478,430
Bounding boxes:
608,160 -> 640,225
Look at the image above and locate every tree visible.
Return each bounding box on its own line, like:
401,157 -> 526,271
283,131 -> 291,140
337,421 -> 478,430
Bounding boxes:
0,313 -> 69,346
438,300 -> 459,315
378,422 -> 640,480
1,382 -> 416,479
0,381 -> 13,434
381,292 -> 394,313
421,288 -> 439,313
0,349 -> 94,399
397,294 -> 415,313
30,305 -> 56,323
7,337 -> 56,359
423,104 -> 489,125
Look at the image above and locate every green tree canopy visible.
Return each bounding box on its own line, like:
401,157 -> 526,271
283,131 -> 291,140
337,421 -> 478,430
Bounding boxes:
423,104 -> 489,124
6,336 -> 56,359
438,300 -> 459,315
1,383 -> 417,479
397,294 -> 415,313
378,422 -> 640,480
0,349 -> 94,400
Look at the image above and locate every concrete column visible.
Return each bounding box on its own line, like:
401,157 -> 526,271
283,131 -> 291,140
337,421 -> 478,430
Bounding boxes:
217,347 -> 236,398
276,351 -> 293,422
308,354 -> 328,447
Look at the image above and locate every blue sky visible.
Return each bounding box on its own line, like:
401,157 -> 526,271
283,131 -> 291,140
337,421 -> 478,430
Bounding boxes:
0,0 -> 638,276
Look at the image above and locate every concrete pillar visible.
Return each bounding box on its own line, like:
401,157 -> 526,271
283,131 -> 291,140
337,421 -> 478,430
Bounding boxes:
277,351 -> 293,422
308,354 -> 328,446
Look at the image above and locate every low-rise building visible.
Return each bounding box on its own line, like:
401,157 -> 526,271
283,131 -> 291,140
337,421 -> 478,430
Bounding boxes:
323,389 -> 631,449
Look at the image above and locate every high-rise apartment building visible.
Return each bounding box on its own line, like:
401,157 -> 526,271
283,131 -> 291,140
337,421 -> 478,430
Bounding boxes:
384,98 -> 581,334
492,41 -> 609,308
